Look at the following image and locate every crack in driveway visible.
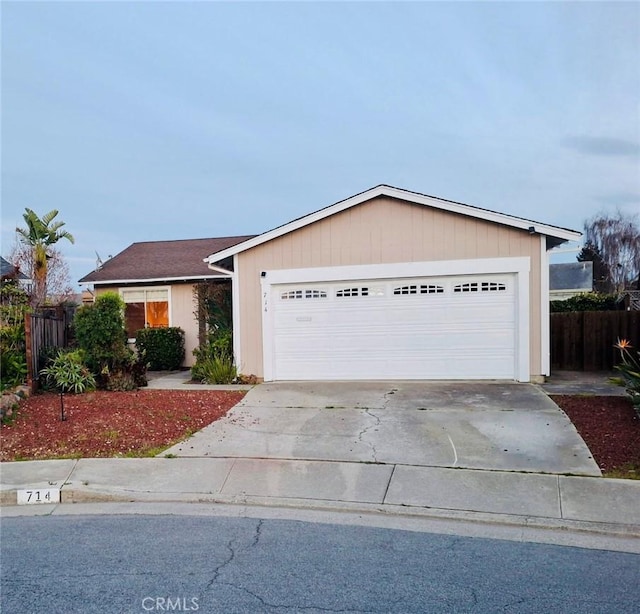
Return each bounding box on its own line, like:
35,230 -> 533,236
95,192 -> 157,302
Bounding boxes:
356,389 -> 396,463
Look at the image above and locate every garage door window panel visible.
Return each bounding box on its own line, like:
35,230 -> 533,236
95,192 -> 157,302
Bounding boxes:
481,282 -> 507,291
454,280 -> 508,294
394,284 -> 444,295
336,287 -> 369,297
281,289 -> 327,300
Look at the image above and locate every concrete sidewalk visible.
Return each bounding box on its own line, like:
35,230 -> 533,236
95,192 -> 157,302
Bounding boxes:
1,457 -> 639,542
145,369 -> 253,392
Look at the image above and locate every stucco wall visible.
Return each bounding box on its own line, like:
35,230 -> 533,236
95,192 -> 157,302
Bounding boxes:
170,284 -> 198,367
236,196 -> 543,378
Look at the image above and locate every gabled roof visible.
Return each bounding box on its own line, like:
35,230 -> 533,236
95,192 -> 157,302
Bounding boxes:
204,185 -> 582,266
79,236 -> 256,285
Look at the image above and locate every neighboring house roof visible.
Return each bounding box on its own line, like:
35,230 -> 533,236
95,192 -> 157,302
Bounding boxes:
204,185 -> 582,266
0,256 -> 28,281
549,262 -> 593,292
79,236 -> 256,285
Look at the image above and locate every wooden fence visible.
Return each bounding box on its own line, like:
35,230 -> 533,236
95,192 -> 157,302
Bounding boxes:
25,306 -> 76,390
550,311 -> 640,371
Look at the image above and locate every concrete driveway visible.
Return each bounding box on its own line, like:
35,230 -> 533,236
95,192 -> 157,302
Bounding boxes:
164,381 -> 601,476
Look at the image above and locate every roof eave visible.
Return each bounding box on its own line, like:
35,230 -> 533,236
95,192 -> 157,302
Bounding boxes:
204,185 -> 582,263
80,273 -> 232,286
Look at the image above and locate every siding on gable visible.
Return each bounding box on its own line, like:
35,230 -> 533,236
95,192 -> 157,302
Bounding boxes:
236,196 -> 543,379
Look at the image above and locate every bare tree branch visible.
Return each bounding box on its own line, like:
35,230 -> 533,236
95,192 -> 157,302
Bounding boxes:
583,210 -> 640,293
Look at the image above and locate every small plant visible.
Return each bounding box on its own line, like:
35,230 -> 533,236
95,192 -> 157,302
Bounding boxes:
40,350 -> 96,421
0,351 -> 28,391
192,352 -> 237,385
40,350 -> 96,394
610,339 -> 640,414
37,345 -> 64,390
104,370 -> 137,392
191,327 -> 235,383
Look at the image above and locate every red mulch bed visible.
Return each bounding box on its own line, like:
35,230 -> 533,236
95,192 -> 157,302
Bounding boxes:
0,389 -> 245,461
552,395 -> 640,476
2,389 -> 638,478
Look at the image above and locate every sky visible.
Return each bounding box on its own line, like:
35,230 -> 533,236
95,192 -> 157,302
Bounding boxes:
2,0 -> 639,291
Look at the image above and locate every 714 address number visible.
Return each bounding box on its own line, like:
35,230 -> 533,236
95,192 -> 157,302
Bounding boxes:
17,489 -> 61,505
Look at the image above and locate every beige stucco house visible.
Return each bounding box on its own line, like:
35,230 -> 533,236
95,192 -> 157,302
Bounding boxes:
80,185 -> 580,381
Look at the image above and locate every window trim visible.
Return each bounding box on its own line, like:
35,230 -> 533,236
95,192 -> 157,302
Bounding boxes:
119,285 -> 171,341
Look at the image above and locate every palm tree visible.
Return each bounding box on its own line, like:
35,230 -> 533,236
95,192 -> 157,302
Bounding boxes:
16,208 -> 75,306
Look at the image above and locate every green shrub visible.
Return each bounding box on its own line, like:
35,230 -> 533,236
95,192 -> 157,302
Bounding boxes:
0,350 -> 27,391
610,340 -> 640,414
104,371 -> 137,392
101,356 -> 148,391
192,327 -> 232,362
74,292 -> 147,389
0,319 -> 26,388
0,298 -> 28,390
550,292 -> 621,313
135,327 -> 185,370
74,292 -> 130,372
192,352 -> 237,385
40,349 -> 96,394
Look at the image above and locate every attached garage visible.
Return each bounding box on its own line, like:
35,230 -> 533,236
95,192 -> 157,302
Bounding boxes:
203,185 -> 580,383
269,274 -> 515,381
261,258 -> 529,381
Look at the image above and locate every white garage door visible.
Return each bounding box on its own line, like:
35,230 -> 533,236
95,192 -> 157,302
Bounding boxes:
270,274 -> 516,380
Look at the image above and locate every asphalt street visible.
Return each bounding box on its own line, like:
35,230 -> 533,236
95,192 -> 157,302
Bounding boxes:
2,514 -> 638,613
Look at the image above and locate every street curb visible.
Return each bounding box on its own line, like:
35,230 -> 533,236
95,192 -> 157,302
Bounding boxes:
3,487 -> 639,540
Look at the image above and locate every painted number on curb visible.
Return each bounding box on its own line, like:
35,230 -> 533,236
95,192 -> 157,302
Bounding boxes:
17,489 -> 60,505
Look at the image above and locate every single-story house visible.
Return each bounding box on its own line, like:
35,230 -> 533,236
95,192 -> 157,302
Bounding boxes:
549,262 -> 593,301
79,236 -> 255,363
80,185 -> 581,382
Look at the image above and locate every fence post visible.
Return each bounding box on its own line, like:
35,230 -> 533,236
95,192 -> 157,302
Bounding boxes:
24,312 -> 35,393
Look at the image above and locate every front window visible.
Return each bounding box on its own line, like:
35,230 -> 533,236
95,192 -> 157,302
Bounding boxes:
121,288 -> 169,338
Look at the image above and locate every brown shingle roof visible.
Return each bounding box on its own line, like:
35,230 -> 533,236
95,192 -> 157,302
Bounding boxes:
79,236 -> 255,284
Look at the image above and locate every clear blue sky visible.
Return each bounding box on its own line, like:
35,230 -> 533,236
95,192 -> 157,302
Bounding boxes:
2,1 -> 639,290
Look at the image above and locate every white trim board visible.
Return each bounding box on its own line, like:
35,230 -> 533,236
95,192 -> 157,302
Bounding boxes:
87,273 -> 231,286
540,236 -> 551,376
231,255 -> 243,373
206,185 -> 581,264
262,257 -> 530,285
